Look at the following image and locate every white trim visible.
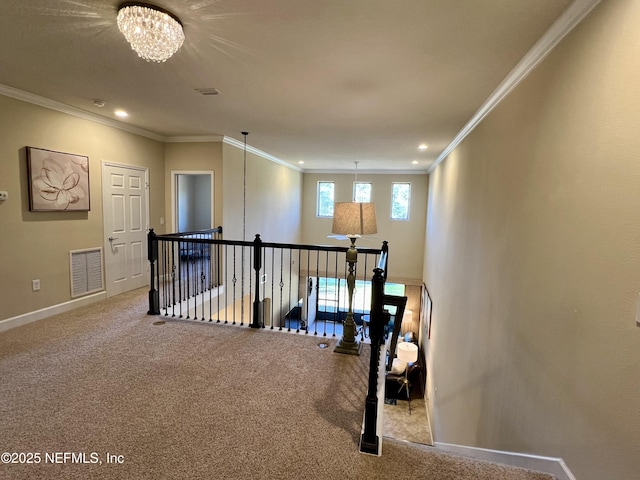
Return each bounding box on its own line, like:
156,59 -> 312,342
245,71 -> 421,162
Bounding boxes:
0,83 -> 165,141
428,0 -> 602,174
165,135 -> 224,143
311,169 -> 429,175
222,136 -> 303,172
171,170 -> 215,233
0,292 -> 107,334
101,162 -> 150,297
434,442 -> 576,480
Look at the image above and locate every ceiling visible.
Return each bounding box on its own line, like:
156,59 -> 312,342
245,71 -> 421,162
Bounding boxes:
0,0 -> 580,172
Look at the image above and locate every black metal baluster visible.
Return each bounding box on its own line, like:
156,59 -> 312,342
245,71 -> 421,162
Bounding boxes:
162,241 -> 168,314
232,245 -> 237,325
295,249 -> 301,333
200,242 -> 206,320
278,249 -> 284,331
312,250 -> 319,336
171,242 -> 177,317
178,241 -> 184,318
334,252 -> 341,337
270,247 -> 275,330
287,248 -> 292,332
222,243 -> 227,324
302,250 -> 315,335
323,252 -> 329,337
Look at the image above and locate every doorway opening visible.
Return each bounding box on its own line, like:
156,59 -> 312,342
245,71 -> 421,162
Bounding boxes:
172,172 -> 214,232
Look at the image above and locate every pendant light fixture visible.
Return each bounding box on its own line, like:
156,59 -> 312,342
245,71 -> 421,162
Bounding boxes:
117,2 -> 185,62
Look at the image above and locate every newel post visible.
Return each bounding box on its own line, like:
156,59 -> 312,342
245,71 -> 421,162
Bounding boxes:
250,234 -> 263,329
147,228 -> 160,315
360,265 -> 387,454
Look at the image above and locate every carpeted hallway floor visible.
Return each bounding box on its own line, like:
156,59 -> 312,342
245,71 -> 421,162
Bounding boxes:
0,288 -> 554,480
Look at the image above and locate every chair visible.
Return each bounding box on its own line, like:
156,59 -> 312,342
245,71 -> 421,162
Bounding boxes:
354,313 -> 370,340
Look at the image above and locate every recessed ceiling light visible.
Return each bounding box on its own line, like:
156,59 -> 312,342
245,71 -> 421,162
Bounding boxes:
298,161 -> 304,165
92,99 -> 106,108
114,110 -> 128,118
418,144 -> 428,151
412,160 -> 419,165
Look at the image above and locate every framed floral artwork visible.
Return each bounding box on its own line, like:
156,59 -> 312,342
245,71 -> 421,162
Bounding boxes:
421,283 -> 432,340
27,147 -> 90,211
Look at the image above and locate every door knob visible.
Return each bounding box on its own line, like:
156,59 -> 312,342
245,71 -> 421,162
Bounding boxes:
108,236 -> 118,242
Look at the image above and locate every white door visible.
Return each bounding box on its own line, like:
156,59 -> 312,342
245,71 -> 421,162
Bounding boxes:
102,163 -> 149,297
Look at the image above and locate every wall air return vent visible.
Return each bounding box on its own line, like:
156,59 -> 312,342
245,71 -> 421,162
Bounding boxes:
70,247 -> 104,298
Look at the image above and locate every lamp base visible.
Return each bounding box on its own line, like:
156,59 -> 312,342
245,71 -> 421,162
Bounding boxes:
334,336 -> 362,355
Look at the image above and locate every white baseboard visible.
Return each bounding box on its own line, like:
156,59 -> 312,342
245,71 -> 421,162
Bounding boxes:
434,442 -> 576,480
0,291 -> 107,333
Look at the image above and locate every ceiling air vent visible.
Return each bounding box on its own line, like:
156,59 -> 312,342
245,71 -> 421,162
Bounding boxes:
196,88 -> 221,96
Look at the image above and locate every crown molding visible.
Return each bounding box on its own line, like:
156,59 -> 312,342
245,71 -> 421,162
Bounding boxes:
0,83 -> 166,142
165,135 -> 225,143
0,83 -> 300,173
308,169 -> 429,175
222,136 -> 303,172
428,0 -> 602,174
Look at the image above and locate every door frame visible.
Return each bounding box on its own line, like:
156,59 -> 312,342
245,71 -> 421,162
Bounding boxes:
171,170 -> 215,233
102,161 -> 150,297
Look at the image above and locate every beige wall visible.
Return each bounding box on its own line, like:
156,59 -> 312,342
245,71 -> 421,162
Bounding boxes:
0,96 -> 164,321
222,142 -> 302,243
163,142 -> 223,232
221,143 -> 303,321
301,173 -> 428,284
0,98 -> 302,324
424,1 -> 640,479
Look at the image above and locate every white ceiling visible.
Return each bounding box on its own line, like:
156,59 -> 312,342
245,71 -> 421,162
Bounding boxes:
0,0 -> 583,172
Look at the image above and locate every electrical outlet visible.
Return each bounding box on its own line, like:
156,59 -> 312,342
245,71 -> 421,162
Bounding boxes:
32,279 -> 40,291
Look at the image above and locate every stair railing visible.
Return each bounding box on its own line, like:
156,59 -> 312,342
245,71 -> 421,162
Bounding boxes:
148,229 -> 387,334
360,241 -> 389,454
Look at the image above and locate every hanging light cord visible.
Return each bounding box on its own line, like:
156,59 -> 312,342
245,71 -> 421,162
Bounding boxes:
354,161 -> 359,201
242,132 -> 248,242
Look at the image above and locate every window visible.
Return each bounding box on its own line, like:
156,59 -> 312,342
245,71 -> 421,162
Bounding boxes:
353,182 -> 372,203
391,182 -> 411,220
317,276 -> 405,314
316,181 -> 335,217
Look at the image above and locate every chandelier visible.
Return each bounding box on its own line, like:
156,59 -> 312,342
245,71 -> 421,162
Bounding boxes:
117,2 -> 184,63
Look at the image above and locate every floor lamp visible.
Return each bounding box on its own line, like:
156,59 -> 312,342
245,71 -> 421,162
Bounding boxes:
332,202 -> 377,355
396,341 -> 418,413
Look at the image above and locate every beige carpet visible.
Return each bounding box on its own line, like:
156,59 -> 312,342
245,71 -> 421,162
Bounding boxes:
0,288 -> 554,480
384,397 -> 433,445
